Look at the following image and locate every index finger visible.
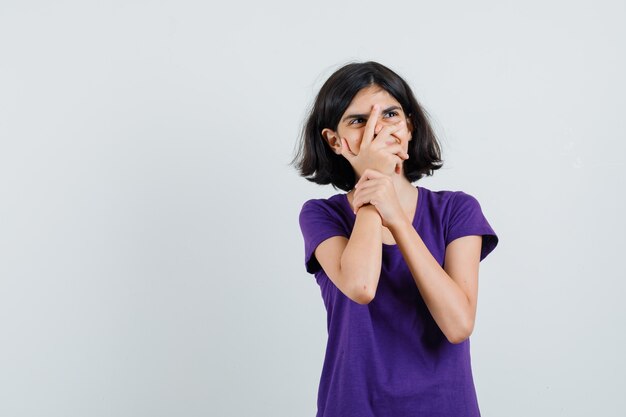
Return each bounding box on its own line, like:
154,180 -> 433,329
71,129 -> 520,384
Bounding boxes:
363,104 -> 381,146
355,168 -> 384,188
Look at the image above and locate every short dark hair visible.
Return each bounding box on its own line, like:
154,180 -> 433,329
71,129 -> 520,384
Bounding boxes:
290,61 -> 443,192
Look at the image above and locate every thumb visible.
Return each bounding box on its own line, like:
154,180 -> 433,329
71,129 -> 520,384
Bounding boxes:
340,137 -> 355,159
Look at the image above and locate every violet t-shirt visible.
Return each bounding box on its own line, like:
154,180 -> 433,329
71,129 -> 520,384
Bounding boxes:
298,184 -> 499,417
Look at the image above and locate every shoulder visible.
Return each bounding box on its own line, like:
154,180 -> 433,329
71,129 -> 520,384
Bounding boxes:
300,194 -> 343,216
443,189 -> 499,260
424,187 -> 480,208
418,186 -> 464,216
420,186 -> 487,231
436,189 -> 486,226
298,193 -> 351,274
416,185 -> 498,261
450,190 -> 482,210
298,193 -> 349,229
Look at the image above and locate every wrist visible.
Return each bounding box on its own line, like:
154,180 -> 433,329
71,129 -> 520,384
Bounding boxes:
387,215 -> 412,233
356,204 -> 381,220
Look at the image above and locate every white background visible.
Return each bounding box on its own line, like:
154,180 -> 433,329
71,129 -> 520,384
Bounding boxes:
1,1 -> 624,416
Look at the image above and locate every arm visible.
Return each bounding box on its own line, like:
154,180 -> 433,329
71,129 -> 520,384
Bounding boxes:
390,217 -> 482,344
315,205 -> 383,304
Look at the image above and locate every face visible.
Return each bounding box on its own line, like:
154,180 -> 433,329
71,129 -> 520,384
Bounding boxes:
321,84 -> 413,158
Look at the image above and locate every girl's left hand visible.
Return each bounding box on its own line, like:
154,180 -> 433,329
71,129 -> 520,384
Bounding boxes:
353,168 -> 408,229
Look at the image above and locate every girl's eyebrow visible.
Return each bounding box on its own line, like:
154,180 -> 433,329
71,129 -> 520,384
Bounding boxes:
342,105 -> 402,122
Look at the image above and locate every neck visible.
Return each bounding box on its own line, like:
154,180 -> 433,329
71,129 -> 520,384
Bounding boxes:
388,170 -> 414,196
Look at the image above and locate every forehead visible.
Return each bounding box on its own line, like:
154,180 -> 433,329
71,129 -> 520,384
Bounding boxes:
344,85 -> 401,113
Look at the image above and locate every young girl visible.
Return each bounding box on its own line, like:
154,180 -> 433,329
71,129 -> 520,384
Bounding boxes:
292,61 -> 499,417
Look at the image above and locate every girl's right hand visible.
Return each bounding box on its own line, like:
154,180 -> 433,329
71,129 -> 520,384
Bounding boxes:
339,104 -> 409,178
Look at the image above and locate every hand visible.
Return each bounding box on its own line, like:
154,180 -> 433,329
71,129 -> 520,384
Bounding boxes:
352,168 -> 408,229
339,104 -> 409,178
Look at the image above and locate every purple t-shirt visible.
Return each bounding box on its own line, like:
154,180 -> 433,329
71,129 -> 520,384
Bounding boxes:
298,184 -> 499,417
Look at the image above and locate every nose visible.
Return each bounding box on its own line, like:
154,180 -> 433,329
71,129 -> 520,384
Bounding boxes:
376,117 -> 394,129
374,122 -> 388,136
375,119 -> 403,138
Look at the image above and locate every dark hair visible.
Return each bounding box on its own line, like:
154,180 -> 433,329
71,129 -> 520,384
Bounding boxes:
290,61 -> 443,192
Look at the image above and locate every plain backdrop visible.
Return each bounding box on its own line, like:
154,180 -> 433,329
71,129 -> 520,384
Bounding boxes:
1,1 -> 625,416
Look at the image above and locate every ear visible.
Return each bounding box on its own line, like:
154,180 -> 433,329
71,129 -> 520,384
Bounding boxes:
321,128 -> 342,154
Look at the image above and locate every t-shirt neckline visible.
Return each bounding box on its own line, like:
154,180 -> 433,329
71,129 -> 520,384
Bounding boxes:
341,184 -> 423,250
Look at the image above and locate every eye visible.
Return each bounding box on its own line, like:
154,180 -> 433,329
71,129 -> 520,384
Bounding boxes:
384,110 -> 399,118
348,118 -> 365,125
347,111 -> 399,125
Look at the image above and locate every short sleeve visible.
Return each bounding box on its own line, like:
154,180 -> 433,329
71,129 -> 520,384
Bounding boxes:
298,199 -> 349,275
445,191 -> 499,261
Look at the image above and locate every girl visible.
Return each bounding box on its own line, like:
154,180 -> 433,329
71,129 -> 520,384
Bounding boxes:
291,61 -> 499,417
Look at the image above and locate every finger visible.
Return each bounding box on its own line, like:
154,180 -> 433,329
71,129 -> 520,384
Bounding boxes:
376,121 -> 404,139
354,176 -> 377,191
354,171 -> 374,190
383,136 -> 406,149
356,188 -> 381,208
354,177 -> 363,190
393,151 -> 409,161
394,146 -> 409,160
359,168 -> 385,183
340,137 -> 356,159
354,174 -> 366,190
375,148 -> 406,173
353,192 -> 369,212
388,154 -> 404,176
355,201 -> 374,213
380,142 -> 409,159
395,156 -> 405,174
363,104 -> 382,146
353,191 -> 370,211
394,151 -> 409,161
374,121 -> 405,143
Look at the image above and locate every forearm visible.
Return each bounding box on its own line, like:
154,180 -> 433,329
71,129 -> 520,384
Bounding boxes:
390,219 -> 472,343
341,205 -> 383,301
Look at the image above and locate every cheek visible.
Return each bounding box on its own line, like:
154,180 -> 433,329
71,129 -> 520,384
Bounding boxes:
354,133 -> 366,152
401,124 -> 413,140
